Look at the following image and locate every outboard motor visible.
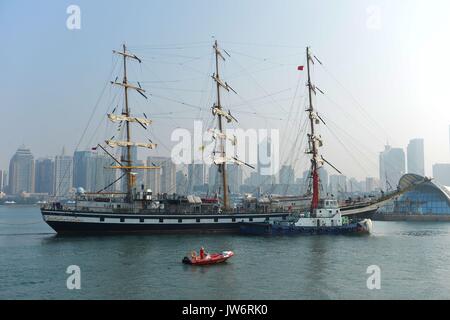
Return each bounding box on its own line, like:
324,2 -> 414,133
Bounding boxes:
182,257 -> 192,264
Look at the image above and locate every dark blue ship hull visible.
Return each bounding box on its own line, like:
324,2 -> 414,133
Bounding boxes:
239,222 -> 369,236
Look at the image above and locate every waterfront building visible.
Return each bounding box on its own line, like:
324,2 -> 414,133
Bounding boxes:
379,145 -> 405,191
54,148 -> 73,197
8,146 -> 35,195
407,139 -> 425,176
35,158 -> 54,195
378,174 -> 450,218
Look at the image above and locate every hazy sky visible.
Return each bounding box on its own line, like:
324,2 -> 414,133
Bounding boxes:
1,0 -> 450,181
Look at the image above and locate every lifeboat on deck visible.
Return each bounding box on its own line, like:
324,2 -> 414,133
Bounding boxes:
182,251 -> 234,265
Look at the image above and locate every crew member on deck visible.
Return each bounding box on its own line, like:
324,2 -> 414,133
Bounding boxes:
200,247 -> 205,259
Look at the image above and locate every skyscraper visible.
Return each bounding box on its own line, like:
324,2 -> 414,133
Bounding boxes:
176,170 -> 188,195
35,158 -> 54,194
365,177 -> 379,193
146,156 -> 176,194
433,164 -> 450,186
279,165 -> 295,185
73,151 -> 93,190
8,146 -> 35,195
0,169 -> 5,192
228,164 -> 243,194
208,165 -> 219,191
407,139 -> 425,176
188,163 -> 204,193
379,145 -> 405,191
318,167 -> 329,194
88,153 -> 116,193
329,175 -> 347,195
120,146 -> 138,192
54,148 -> 73,197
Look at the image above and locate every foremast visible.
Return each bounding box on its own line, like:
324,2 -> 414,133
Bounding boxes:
108,44 -> 158,201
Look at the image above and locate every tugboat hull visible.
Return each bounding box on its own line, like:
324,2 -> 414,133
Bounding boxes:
239,220 -> 372,236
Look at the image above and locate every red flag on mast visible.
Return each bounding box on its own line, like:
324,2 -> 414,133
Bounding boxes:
297,66 -> 304,71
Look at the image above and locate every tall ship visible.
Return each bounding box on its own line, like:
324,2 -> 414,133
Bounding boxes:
41,42 -> 292,234
41,42 -> 417,234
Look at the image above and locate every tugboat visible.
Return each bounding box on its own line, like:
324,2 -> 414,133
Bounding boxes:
240,47 -> 373,236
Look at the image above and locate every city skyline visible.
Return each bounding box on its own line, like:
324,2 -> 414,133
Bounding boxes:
2,136 -> 447,197
1,1 -> 450,181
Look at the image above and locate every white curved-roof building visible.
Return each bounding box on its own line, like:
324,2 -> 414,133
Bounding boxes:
390,174 -> 450,216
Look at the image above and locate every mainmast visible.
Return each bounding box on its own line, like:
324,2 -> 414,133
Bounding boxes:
306,47 -> 320,212
213,40 -> 229,210
122,44 -> 133,197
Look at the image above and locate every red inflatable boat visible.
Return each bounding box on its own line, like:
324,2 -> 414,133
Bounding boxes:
182,251 -> 234,265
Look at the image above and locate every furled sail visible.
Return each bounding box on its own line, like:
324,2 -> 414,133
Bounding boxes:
108,114 -> 152,125
105,140 -> 157,149
208,129 -> 237,145
213,156 -> 255,169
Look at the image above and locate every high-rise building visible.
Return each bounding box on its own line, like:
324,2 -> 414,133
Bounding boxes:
188,163 -> 204,193
0,169 -> 4,192
379,145 -> 405,191
329,175 -> 347,195
433,164 -> 450,186
407,139 -> 425,176
279,165 -> 295,185
146,157 -> 176,195
8,146 -> 35,195
208,165 -> 219,191
228,164 -> 242,194
89,154 -> 116,193
318,167 -> 328,195
176,170 -> 188,195
35,158 -> 54,194
365,177 -> 379,193
120,146 -> 138,192
73,151 -> 93,190
54,148 -> 73,197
